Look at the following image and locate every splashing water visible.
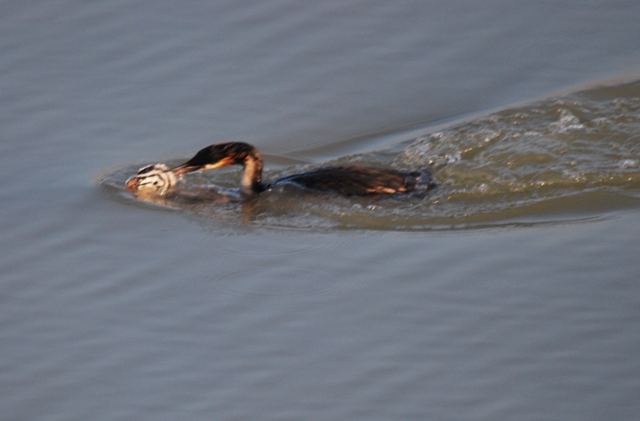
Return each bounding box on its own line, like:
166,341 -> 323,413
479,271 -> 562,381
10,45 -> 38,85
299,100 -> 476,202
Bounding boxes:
100,80 -> 640,230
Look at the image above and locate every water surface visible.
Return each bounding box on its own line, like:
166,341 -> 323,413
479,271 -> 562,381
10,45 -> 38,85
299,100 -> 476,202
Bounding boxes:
103,80 -> 640,230
2,1 -> 640,420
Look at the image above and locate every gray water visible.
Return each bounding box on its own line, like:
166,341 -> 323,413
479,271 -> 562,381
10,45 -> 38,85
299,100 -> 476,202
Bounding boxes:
2,1 -> 640,420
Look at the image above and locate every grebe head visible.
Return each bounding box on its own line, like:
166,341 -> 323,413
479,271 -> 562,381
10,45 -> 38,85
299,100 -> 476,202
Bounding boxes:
171,143 -> 260,176
170,142 -> 265,195
125,164 -> 177,195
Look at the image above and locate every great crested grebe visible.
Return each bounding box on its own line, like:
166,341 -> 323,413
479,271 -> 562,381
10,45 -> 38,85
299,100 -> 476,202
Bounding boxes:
126,142 -> 435,197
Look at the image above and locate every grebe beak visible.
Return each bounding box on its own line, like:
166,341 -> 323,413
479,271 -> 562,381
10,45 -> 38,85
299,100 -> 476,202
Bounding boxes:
124,176 -> 139,191
170,158 -> 234,176
170,164 -> 203,176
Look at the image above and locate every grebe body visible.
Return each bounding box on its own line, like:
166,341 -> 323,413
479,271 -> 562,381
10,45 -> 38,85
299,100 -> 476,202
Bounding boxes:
268,165 -> 433,195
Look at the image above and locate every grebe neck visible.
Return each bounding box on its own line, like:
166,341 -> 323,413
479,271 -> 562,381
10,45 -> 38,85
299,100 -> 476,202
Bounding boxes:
240,148 -> 266,195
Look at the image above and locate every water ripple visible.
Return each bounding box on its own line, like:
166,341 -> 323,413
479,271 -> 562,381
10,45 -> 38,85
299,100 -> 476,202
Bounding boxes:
99,79 -> 640,230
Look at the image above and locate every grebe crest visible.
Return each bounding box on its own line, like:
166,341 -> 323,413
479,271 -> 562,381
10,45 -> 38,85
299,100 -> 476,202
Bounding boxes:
125,164 -> 177,195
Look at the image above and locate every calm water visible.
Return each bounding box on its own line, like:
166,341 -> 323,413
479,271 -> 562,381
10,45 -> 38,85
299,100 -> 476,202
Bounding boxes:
2,1 -> 640,420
